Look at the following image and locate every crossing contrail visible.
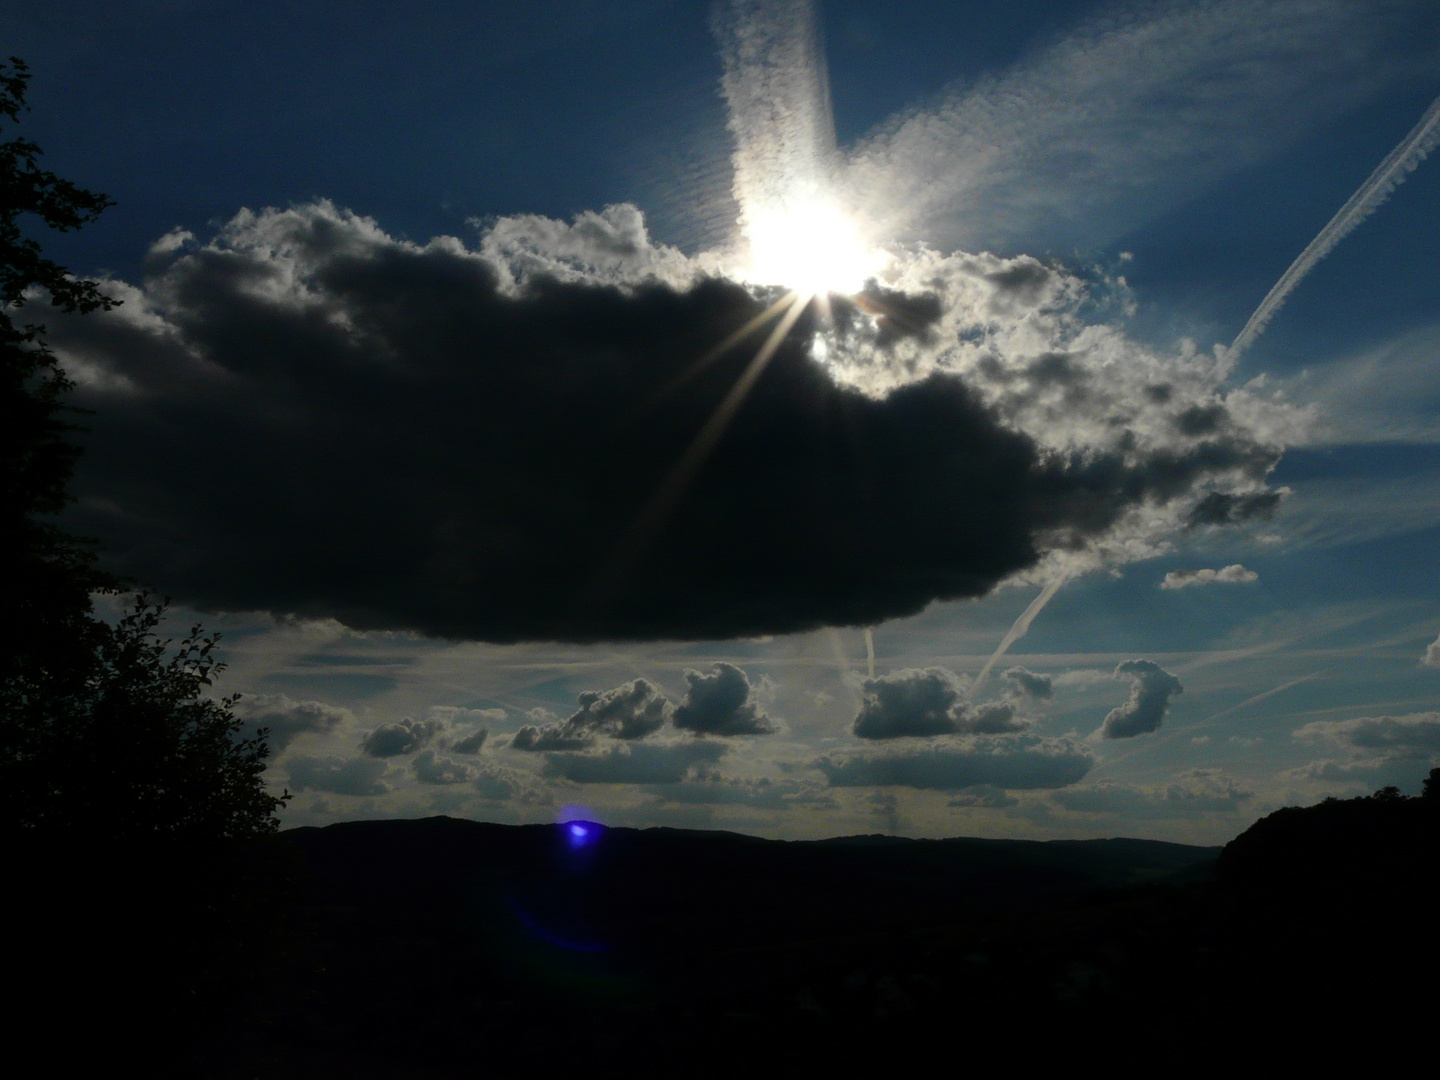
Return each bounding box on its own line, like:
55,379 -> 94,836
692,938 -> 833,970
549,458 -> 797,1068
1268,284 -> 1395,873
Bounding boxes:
970,575 -> 1068,697
1228,88 -> 1440,362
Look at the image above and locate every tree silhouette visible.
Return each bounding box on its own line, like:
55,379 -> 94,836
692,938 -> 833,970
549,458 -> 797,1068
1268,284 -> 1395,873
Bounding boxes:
1,56 -> 286,839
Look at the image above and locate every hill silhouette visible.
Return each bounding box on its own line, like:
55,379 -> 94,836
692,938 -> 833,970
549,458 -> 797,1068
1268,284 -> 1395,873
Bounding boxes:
9,784 -> 1437,1077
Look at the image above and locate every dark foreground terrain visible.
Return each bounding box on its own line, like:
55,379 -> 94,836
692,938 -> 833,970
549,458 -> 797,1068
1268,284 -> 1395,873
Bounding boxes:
11,786 -> 1438,1077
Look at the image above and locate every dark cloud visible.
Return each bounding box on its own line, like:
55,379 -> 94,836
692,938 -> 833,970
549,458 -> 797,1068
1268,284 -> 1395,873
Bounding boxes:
511,678 -> 670,751
1099,660 -> 1183,739
541,739 -> 728,785
1188,490 -> 1284,526
1172,403 -> 1229,437
672,663 -> 776,736
1294,712 -> 1440,752
832,284 -> 944,347
412,749 -> 478,785
815,735 -> 1094,791
231,693 -> 350,750
852,667 -> 1029,739
361,717 -> 442,758
287,755 -> 391,796
57,204 -> 1281,642
1002,666 -> 1053,699
449,728 -> 489,754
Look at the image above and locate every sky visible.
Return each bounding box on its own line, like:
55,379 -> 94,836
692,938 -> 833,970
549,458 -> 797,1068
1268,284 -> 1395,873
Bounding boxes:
13,0 -> 1440,844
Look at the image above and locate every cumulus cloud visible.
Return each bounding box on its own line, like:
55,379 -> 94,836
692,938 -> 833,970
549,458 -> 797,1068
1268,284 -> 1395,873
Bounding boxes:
472,762 -> 547,803
231,692 -> 351,751
672,663 -> 776,736
852,667 -> 1029,738
412,749 -> 478,785
1002,666 -> 1053,699
425,706 -> 501,753
815,734 -> 1094,791
541,739 -> 728,785
1051,769 -> 1252,817
1293,712 -> 1440,752
361,717 -> 442,758
1423,632 -> 1440,668
1099,660 -> 1183,739
287,755 -> 392,796
511,678 -> 671,751
1160,564 -> 1259,589
1283,712 -> 1440,794
53,201 -> 1291,643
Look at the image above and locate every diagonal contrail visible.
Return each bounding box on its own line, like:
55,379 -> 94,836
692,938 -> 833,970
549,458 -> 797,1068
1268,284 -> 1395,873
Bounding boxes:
1228,88 -> 1440,362
969,575 -> 1068,698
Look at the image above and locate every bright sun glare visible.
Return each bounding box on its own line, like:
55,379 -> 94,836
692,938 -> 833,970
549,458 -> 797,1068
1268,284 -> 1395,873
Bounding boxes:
741,194 -> 884,297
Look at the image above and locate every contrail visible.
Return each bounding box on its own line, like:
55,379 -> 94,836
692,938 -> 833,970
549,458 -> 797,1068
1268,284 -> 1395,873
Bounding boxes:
713,0 -> 836,237
864,628 -> 875,679
970,576 -> 1068,697
1200,673 -> 1321,725
1228,88 -> 1440,362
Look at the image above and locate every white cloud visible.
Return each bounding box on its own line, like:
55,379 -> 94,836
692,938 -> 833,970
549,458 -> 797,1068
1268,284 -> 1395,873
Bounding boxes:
1423,632 -> 1440,668
1160,565 -> 1259,589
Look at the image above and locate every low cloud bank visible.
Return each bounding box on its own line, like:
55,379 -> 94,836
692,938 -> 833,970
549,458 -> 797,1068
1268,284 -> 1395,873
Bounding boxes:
815,734 -> 1094,792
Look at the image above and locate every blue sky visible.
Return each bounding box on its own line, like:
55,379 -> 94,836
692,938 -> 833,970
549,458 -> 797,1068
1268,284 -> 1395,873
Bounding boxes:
15,0 -> 1440,842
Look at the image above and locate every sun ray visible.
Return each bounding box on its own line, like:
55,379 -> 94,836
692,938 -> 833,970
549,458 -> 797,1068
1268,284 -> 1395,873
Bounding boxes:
582,290 -> 811,617
626,289 -> 799,423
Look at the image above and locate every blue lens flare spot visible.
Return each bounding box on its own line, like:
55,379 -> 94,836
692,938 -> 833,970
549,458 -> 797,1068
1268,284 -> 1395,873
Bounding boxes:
564,820 -> 599,848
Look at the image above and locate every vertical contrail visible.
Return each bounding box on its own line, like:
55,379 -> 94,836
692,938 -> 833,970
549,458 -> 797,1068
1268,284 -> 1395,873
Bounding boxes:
1228,89 -> 1440,362
864,627 -> 875,679
713,0 -> 835,247
970,576 -> 1068,697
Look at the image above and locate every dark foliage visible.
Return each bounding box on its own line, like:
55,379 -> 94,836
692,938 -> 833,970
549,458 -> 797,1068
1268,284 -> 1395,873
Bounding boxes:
0,57 -> 285,839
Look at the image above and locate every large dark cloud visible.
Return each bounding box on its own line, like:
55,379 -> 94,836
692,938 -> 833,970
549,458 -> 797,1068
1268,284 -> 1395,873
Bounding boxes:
57,204 -> 1281,642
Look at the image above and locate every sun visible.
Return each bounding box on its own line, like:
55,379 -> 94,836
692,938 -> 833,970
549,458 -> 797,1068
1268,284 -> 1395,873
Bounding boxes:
739,191 -> 885,298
